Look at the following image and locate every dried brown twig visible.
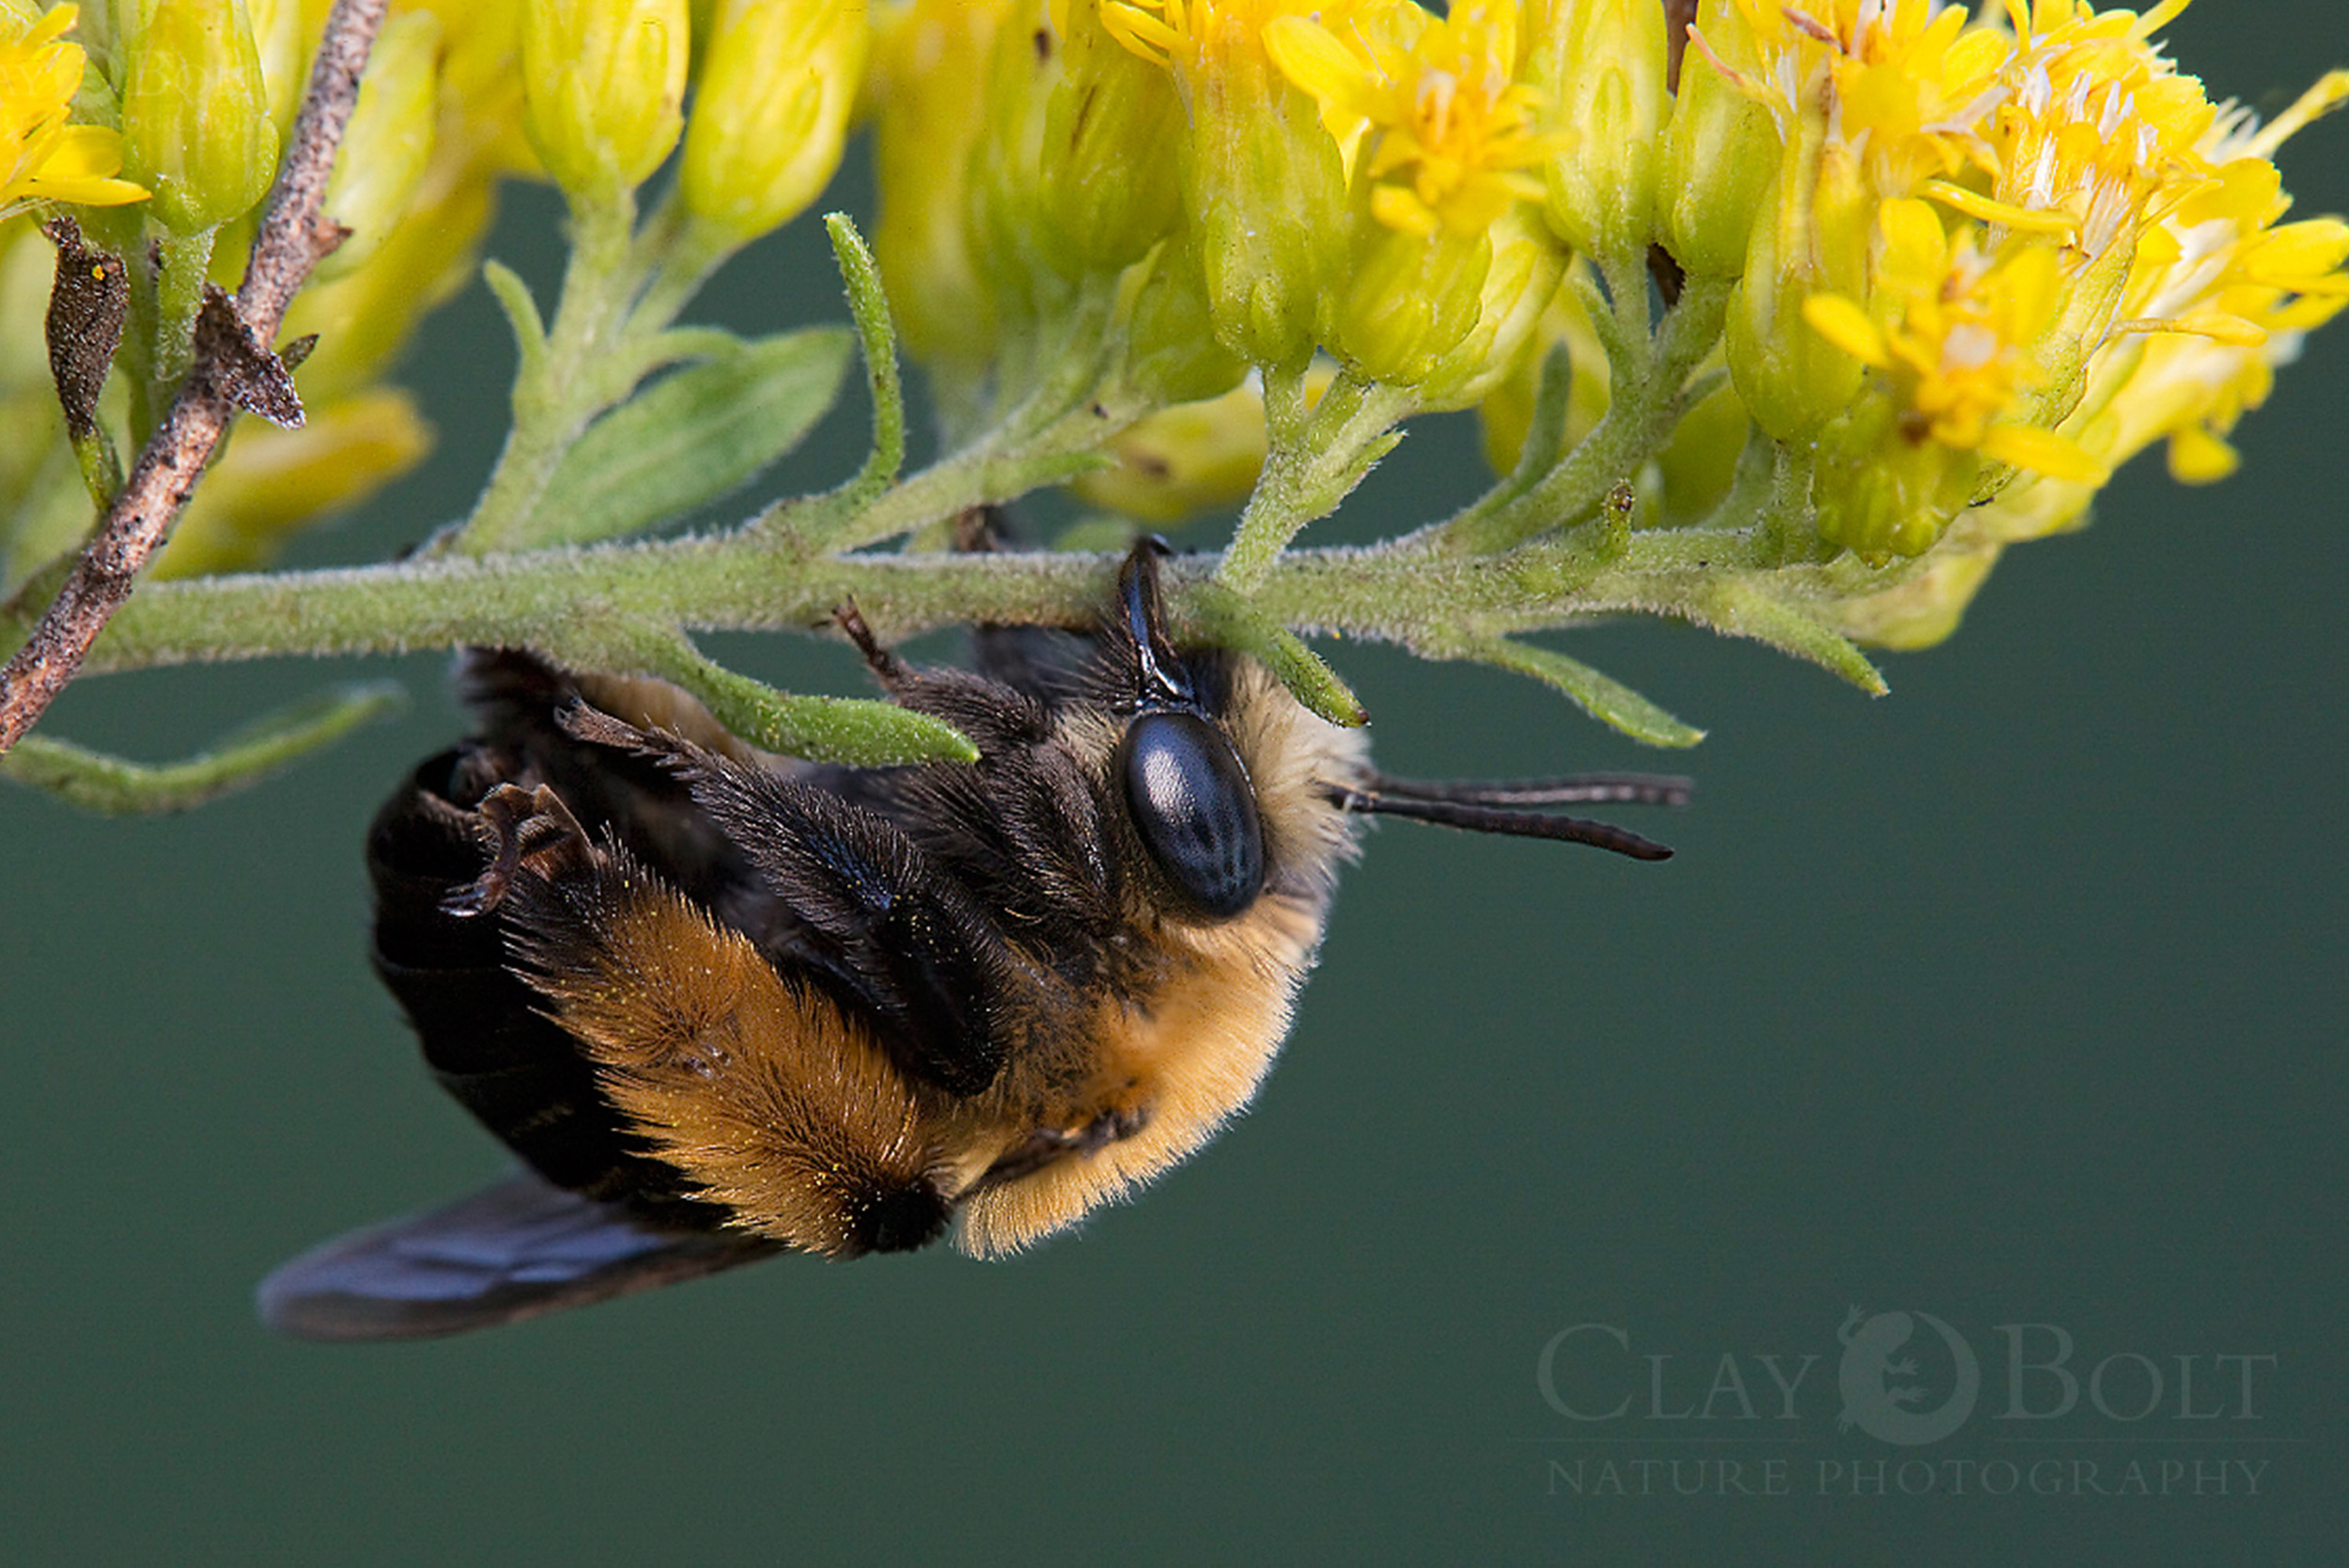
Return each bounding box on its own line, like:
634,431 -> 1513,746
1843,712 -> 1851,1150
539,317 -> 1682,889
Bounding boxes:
0,0 -> 388,756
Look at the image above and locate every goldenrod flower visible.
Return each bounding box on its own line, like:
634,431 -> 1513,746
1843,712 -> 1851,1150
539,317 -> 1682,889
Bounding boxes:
1806,202 -> 2103,474
1266,1 -> 1551,240
868,0 -> 1013,376
120,0 -> 281,236
2,4 -> 148,216
1103,0 -> 1351,364
1261,2 -> 1562,385
2066,70 -> 2349,487
1725,124 -> 1872,440
681,0 -> 866,248
1705,0 -> 2007,201
1657,0 -> 1778,276
1804,204 -> 2105,556
1039,0 -> 1187,275
1689,0 -> 2344,565
1521,0 -> 1671,264
1809,12 -> 2349,617
1418,204 -> 1567,410
190,0 -> 530,570
961,3 -> 1066,317
521,0 -> 688,201
1115,229 -> 1250,406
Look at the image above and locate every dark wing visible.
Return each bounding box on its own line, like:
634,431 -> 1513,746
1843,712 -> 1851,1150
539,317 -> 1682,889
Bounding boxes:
257,1168 -> 779,1342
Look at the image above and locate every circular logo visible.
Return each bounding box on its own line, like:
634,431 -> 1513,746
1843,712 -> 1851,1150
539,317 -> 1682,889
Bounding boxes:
1836,1307 -> 1982,1446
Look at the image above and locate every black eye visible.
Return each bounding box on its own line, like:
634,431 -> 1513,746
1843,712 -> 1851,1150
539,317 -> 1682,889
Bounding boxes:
1117,710 -> 1264,921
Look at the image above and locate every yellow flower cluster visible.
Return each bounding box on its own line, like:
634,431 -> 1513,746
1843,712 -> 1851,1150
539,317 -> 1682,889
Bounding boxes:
5,0 -> 2340,642
0,0 -> 467,583
3,0 -> 878,586
1,3 -> 146,216
866,0 -> 2344,613
151,0 -> 520,575
1707,0 -> 2348,560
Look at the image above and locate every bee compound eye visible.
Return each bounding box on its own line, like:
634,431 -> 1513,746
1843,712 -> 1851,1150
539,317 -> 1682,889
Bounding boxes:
1117,709 -> 1266,921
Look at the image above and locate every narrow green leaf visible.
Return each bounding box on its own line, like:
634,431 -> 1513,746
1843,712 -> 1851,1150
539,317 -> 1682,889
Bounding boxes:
680,661 -> 979,767
522,327 -> 853,546
614,628 -> 976,766
482,259 -> 547,370
1188,582 -> 1367,728
1699,582 -> 1890,695
1513,342 -> 1576,480
1463,636 -> 1705,749
823,212 -> 905,505
0,682 -> 406,813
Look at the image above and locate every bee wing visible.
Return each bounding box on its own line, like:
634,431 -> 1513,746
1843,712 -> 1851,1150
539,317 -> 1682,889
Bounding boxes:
256,1168 -> 777,1341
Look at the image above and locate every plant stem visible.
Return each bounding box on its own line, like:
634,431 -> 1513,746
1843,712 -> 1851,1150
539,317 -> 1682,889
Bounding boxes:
453,194 -> 646,554
1218,365 -> 1415,594
1439,275 -> 1731,556
0,0 -> 388,757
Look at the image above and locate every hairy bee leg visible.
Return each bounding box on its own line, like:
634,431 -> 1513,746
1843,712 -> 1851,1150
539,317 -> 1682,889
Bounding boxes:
833,598 -> 910,689
554,699 -> 657,754
441,783 -> 587,917
972,1102 -> 1153,1191
951,504 -> 1006,553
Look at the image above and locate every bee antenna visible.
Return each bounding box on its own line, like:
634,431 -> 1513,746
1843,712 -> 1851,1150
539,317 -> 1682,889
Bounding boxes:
1358,770 -> 1692,809
1323,784 -> 1675,862
1116,536 -> 1191,708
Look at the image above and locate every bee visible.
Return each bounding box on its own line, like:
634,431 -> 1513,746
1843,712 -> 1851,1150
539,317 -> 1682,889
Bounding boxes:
259,537 -> 1687,1339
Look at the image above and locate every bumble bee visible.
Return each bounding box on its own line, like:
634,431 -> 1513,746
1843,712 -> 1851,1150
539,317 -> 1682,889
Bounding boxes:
259,537 -> 1686,1339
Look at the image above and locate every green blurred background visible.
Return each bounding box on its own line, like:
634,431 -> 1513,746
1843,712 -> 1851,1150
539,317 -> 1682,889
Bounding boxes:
4,10 -> 2343,1562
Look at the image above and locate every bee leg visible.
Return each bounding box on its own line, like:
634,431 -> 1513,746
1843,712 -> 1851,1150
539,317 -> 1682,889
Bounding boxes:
832,598 -> 909,688
972,1102 -> 1153,1190
951,503 -> 1009,552
441,783 -> 587,917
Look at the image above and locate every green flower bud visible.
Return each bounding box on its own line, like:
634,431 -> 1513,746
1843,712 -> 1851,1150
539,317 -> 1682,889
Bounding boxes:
1809,397 -> 1981,559
316,10 -> 439,281
1524,0 -> 1672,265
868,0 -> 1005,374
1118,234 -> 1247,409
1185,45 -> 1346,366
1723,131 -> 1867,441
680,0 -> 865,248
962,4 -> 1064,322
121,0 -> 281,235
1325,221 -> 1490,388
521,0 -> 688,202
1420,209 -> 1569,413
1038,0 -> 1185,277
1656,2 -> 1777,277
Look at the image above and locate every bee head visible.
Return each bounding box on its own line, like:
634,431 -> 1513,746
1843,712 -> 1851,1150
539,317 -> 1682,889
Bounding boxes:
1109,539 -> 1266,923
